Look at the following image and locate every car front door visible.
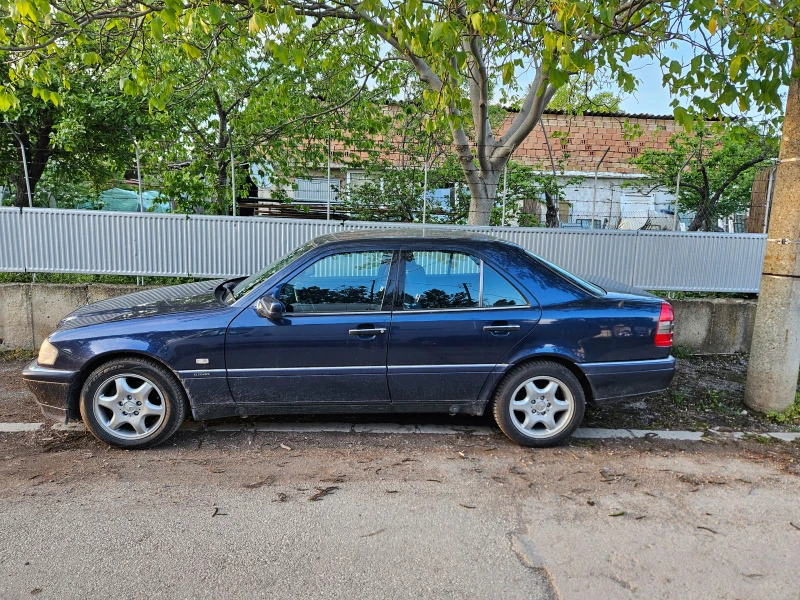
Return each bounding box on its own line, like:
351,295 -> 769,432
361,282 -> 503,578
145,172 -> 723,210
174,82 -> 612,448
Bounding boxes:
387,249 -> 540,406
226,249 -> 396,409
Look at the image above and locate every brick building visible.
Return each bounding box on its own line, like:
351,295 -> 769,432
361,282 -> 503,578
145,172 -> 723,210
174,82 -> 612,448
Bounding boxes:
257,109 -> 687,228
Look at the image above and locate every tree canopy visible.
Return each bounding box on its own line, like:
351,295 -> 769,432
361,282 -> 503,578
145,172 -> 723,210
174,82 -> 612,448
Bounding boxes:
0,0 -> 797,221
630,123 -> 779,231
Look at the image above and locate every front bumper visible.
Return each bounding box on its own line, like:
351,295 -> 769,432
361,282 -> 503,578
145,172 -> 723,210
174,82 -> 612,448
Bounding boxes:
21,360 -> 79,423
580,356 -> 676,402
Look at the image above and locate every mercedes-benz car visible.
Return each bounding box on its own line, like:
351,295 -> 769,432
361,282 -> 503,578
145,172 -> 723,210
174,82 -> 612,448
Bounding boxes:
23,229 -> 675,449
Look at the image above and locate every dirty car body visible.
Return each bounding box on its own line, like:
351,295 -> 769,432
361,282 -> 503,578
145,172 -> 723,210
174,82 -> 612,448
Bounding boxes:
23,229 -> 675,448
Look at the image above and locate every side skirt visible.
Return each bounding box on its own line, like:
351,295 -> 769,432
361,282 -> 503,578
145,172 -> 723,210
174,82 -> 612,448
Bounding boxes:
192,401 -> 486,421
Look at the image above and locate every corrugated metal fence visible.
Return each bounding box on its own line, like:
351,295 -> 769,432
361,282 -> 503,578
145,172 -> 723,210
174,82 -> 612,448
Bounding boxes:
0,207 -> 767,292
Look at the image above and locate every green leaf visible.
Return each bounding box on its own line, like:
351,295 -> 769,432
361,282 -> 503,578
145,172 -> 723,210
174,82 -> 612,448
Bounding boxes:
0,89 -> 18,112
150,17 -> 164,40
82,52 -> 102,66
673,106 -> 690,129
208,3 -> 222,24
430,22 -> 446,43
502,62 -> 514,85
180,42 -> 200,59
729,56 -> 744,80
470,13 -> 482,30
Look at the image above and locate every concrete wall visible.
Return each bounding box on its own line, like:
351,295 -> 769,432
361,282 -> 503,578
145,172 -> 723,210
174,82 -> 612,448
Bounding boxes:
671,298 -> 757,354
0,284 -> 757,355
0,284 -> 148,350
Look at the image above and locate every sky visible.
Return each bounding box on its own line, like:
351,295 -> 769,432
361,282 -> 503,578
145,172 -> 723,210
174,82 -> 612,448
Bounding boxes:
617,60 -> 675,116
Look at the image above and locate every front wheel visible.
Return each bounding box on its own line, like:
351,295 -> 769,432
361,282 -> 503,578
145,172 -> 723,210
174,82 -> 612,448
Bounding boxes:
492,361 -> 585,447
79,357 -> 186,449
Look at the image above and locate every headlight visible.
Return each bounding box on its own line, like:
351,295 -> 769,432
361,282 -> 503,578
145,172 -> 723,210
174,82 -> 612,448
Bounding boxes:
38,339 -> 59,366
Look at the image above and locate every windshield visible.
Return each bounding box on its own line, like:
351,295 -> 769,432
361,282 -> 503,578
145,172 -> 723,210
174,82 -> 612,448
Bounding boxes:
232,241 -> 317,300
525,251 -> 606,296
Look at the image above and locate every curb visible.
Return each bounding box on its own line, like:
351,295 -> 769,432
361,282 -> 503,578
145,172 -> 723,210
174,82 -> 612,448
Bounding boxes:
1,422 -> 798,442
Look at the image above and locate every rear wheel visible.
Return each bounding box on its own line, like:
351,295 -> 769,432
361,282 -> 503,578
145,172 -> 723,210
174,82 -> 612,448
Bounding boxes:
79,357 -> 186,449
492,361 -> 585,447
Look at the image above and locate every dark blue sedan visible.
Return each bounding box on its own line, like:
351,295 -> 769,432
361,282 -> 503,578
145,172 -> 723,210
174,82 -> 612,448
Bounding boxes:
23,229 -> 675,448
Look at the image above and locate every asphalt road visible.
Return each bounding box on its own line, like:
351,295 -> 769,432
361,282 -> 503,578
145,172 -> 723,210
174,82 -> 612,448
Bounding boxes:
2,426 -> 800,599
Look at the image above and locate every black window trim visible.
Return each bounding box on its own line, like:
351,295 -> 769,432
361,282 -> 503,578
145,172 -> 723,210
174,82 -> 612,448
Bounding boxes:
268,249 -> 400,316
396,249 -> 531,312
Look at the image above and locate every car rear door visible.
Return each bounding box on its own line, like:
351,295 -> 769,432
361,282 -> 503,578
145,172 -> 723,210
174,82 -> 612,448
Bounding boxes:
387,248 -> 540,405
225,249 -> 397,408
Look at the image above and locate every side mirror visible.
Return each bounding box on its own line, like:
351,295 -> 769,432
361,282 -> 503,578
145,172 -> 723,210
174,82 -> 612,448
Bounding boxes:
256,295 -> 284,320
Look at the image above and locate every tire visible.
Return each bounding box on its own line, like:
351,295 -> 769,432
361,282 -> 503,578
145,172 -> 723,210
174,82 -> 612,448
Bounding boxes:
79,357 -> 187,449
492,361 -> 585,448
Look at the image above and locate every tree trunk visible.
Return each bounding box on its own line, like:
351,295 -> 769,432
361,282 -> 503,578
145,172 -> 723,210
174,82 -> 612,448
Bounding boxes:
214,91 -> 230,214
744,53 -> 800,413
544,191 -> 560,228
687,201 -> 715,231
10,119 -> 53,207
465,169 -> 500,225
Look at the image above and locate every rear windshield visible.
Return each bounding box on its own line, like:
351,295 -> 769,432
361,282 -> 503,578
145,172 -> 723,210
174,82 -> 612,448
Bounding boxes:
525,251 -> 606,296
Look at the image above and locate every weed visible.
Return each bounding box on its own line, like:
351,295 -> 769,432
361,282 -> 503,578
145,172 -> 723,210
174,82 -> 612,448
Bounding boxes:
672,391 -> 687,408
647,290 -> 756,300
0,348 -> 37,362
766,393 -> 800,426
697,389 -> 737,416
673,346 -> 694,360
742,433 -> 778,444
0,272 -> 198,286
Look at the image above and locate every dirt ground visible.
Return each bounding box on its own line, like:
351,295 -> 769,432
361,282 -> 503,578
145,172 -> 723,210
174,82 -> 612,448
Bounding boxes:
2,423 -> 799,498
3,351 -> 800,599
586,353 -> 800,432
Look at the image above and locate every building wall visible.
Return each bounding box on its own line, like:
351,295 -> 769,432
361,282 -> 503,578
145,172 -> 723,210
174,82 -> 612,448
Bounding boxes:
260,110 -> 694,225
506,112 -> 681,174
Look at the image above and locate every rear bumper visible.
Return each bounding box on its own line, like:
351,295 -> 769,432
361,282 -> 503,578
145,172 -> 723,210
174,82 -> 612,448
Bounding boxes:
580,356 -> 676,402
21,361 -> 79,423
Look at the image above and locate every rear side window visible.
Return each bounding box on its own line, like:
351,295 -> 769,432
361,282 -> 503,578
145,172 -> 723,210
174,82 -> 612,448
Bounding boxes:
402,251 -> 479,309
482,264 -> 527,307
401,251 -> 528,310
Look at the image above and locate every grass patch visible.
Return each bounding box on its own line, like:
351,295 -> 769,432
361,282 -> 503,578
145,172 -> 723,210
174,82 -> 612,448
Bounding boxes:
673,345 -> 694,360
0,348 -> 36,362
696,389 -> 738,416
0,272 -> 199,286
742,433 -> 779,444
766,393 -> 800,426
672,391 -> 687,408
648,290 -> 756,300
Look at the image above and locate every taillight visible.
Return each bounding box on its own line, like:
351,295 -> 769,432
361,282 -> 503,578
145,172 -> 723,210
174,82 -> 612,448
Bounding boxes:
654,301 -> 674,347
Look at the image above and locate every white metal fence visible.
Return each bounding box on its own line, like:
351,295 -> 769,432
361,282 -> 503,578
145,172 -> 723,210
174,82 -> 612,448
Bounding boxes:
0,207 -> 767,292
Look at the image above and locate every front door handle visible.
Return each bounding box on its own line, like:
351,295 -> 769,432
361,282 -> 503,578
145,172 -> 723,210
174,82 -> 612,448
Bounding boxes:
349,327 -> 387,336
483,324 -> 520,332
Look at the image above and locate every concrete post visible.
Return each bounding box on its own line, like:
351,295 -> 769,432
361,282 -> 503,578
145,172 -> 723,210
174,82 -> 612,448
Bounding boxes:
744,67 -> 800,413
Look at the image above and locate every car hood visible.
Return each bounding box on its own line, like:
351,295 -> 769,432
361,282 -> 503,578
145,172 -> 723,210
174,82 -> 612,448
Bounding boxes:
57,279 -> 226,330
583,275 -> 656,299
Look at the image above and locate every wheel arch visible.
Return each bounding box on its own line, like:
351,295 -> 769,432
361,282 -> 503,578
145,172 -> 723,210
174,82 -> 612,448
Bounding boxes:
500,354 -> 595,405
67,350 -> 187,421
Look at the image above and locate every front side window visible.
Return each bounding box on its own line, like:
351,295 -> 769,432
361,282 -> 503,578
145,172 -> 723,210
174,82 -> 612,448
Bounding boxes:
278,251 -> 392,313
401,250 -> 528,310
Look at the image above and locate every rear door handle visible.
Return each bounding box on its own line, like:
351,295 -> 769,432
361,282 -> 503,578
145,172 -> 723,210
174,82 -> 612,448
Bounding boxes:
483,325 -> 520,332
349,328 -> 387,336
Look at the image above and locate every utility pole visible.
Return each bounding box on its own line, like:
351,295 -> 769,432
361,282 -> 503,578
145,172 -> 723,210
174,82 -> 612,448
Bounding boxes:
744,63 -> 800,413
229,127 -> 237,216
326,136 -> 332,221
132,137 -> 144,213
4,122 -> 32,207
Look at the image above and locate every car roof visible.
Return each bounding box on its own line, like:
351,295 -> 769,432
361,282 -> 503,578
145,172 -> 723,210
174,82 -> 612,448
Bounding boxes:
311,227 -> 499,246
